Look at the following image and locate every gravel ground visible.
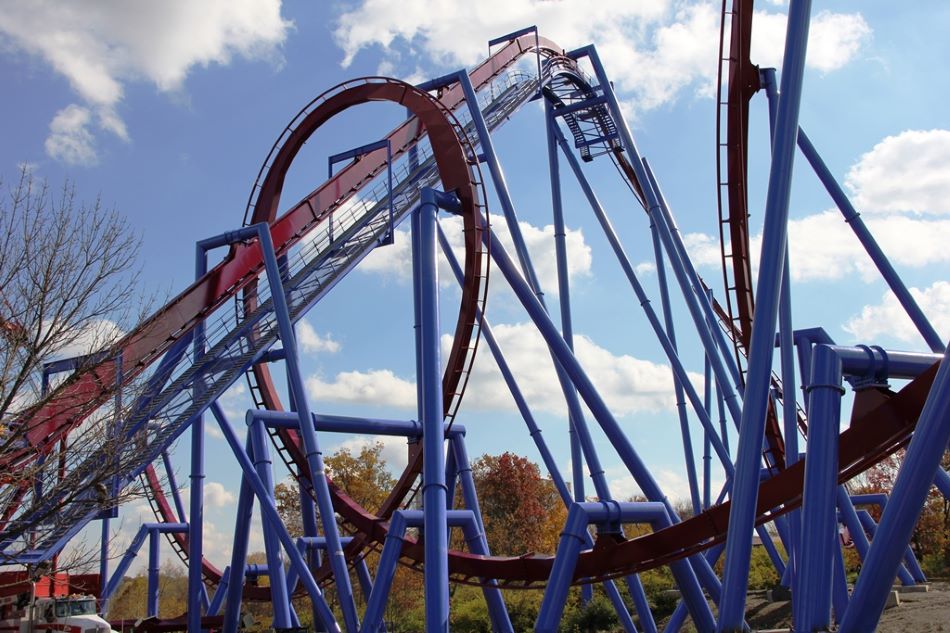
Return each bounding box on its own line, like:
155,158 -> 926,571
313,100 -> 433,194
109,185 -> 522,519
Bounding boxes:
740,581 -> 950,632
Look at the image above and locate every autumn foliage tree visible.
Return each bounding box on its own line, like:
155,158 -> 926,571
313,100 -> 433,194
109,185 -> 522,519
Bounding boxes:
471,452 -> 566,556
851,448 -> 950,575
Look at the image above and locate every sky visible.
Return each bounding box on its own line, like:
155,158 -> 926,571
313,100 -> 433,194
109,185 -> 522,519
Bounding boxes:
1,0 -> 948,573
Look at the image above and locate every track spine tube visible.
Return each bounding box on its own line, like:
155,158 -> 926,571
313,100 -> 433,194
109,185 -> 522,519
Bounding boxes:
714,0 -> 813,625
415,191 -> 450,633
840,343 -> 950,631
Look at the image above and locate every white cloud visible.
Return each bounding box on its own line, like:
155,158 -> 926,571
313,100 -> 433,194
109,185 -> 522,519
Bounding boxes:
689,211 -> 950,283
297,320 -> 341,354
751,10 -> 871,73
306,369 -> 417,409
302,320 -> 693,418
0,0 -> 291,162
211,381 -> 251,436
332,434 -> 411,473
51,317 -> 123,359
181,481 -> 237,509
359,214 -> 592,297
608,467 -> 724,505
44,105 -> 98,166
445,322 -> 698,417
844,281 -> 950,346
634,261 -> 656,276
333,2 -> 869,114
846,129 -> 950,216
681,231 -> 723,269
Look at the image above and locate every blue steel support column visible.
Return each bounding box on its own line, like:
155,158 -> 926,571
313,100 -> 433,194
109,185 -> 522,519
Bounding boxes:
703,352 -> 712,511
455,510 -> 514,633
162,451 -> 188,523
642,162 -> 744,399
714,0 -> 813,624
778,248 -> 801,594
363,512 -> 409,633
438,223 -> 639,632
147,528 -> 160,617
762,77 -> 802,578
452,431 -> 517,633
485,227 -> 715,631
457,71 -> 614,504
794,344 -> 843,631
538,503 -> 709,633
415,191 -> 449,632
551,125 -> 734,608
451,435 -> 484,534
223,443 -> 256,633
211,402 -> 339,632
445,437 -> 459,509
248,417 -> 293,629
935,469 -> 950,498
254,223 -> 360,632
853,509 -> 916,585
456,70 -> 611,499
832,541 -> 849,624
841,346 -> 950,632
796,129 -> 944,354
551,125 -> 734,475
99,354 -> 122,610
650,214 -> 701,515
544,103 -> 593,562
208,567 -> 230,616
839,487 -> 919,585
190,242 -> 211,633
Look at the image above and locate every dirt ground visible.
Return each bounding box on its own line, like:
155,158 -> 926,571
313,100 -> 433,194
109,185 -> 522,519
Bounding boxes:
742,581 -> 950,632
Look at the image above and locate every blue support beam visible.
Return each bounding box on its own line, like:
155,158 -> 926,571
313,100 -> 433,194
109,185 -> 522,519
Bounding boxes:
714,0 -> 814,624
841,345 -> 949,631
415,190 -> 450,632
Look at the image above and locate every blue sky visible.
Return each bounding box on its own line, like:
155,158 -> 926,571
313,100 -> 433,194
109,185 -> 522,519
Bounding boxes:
2,0 -> 948,570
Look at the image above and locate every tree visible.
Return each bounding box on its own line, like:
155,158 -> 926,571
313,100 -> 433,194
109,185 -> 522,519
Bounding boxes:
274,440 -> 399,536
471,452 -> 567,556
851,448 -> 950,576
0,167 -> 145,571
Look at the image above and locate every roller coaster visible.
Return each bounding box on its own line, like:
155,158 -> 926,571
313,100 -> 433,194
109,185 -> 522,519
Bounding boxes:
2,1 -> 948,631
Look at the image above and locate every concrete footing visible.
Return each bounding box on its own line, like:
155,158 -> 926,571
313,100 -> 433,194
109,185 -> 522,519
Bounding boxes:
766,586 -> 792,602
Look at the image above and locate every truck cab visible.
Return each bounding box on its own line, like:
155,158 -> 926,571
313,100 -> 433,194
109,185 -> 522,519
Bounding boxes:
31,595 -> 114,633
